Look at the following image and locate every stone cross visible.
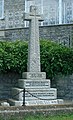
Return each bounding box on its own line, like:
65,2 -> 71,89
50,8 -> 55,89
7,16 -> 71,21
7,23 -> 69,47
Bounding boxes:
24,6 -> 43,72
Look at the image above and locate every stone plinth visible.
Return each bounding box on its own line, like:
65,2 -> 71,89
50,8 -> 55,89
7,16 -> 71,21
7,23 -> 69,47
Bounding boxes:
9,72 -> 63,106
22,72 -> 46,79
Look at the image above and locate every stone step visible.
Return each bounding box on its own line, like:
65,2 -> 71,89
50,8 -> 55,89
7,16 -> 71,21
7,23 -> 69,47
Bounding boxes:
25,99 -> 63,106
8,99 -> 23,106
22,72 -> 46,79
18,79 -> 50,89
11,87 -> 57,101
8,98 -> 63,106
25,88 -> 57,100
12,88 -> 24,101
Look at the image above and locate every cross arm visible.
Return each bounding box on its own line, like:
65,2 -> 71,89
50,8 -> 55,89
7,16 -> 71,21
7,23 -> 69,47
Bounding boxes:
38,15 -> 44,21
23,13 -> 31,21
23,13 -> 44,21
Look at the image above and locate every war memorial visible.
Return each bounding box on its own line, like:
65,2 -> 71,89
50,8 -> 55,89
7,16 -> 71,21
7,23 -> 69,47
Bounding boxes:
0,0 -> 73,107
0,1 -> 73,119
7,5 -> 63,106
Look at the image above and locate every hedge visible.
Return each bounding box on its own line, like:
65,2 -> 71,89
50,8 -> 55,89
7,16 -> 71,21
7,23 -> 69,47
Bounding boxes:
0,40 -> 73,79
0,41 -> 28,73
40,41 -> 73,79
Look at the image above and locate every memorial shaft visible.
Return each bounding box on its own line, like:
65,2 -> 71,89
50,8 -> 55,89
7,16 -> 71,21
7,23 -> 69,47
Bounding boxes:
28,14 -> 41,72
24,6 -> 43,72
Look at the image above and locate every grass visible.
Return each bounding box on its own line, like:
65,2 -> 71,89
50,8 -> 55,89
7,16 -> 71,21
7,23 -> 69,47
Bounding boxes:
0,113 -> 73,120
24,114 -> 73,120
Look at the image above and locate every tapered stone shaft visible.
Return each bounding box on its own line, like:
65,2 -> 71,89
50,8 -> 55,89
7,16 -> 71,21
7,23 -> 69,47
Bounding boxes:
24,6 -> 43,72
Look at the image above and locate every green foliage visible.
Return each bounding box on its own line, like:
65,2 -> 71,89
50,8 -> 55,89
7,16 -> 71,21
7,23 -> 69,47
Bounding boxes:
40,40 -> 73,79
0,40 -> 28,73
24,114 -> 73,120
0,40 -> 73,79
0,113 -> 73,120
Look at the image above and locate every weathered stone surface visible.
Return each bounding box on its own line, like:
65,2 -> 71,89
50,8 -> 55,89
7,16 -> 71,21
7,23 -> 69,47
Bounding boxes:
25,88 -> 57,100
0,24 -> 72,47
0,0 -> 72,47
1,102 -> 10,107
12,88 -> 23,101
22,72 -> 46,79
0,31 -> 4,36
0,0 -> 25,29
24,6 -> 43,72
8,99 -> 23,106
18,79 -> 50,89
25,99 -> 63,106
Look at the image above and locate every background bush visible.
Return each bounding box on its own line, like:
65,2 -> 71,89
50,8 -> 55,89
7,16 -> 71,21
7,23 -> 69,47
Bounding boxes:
0,41 -> 28,73
0,40 -> 73,79
40,40 -> 73,79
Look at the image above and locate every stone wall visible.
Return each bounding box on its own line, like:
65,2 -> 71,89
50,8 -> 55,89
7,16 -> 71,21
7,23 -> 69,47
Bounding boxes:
0,24 -> 73,47
0,73 -> 20,100
52,74 -> 73,100
0,0 -> 73,47
0,0 -> 25,29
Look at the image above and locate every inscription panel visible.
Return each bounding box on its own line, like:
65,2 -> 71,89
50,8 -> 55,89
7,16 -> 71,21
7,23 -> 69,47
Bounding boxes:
19,79 -> 50,88
22,72 -> 46,79
25,88 -> 57,100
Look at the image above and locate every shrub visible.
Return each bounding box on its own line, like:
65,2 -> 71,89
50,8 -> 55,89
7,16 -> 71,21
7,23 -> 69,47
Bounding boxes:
0,40 -> 28,73
0,40 -> 73,79
40,40 -> 73,79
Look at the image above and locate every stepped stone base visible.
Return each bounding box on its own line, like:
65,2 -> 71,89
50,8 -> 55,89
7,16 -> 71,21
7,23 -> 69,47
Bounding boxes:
9,72 -> 63,106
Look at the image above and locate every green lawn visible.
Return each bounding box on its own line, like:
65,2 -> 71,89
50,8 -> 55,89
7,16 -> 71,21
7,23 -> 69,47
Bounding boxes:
1,113 -> 73,120
24,114 -> 73,120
